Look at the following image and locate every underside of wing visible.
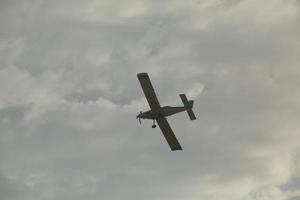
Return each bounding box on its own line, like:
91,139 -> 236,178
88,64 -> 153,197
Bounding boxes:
137,73 -> 161,112
156,117 -> 182,151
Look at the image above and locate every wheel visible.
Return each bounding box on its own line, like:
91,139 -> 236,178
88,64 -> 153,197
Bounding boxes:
152,125 -> 156,128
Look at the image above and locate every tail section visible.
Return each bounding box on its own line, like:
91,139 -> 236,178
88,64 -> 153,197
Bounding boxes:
180,94 -> 196,120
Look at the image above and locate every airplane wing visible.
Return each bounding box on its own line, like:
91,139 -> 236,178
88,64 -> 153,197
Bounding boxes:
137,73 -> 161,111
156,117 -> 182,151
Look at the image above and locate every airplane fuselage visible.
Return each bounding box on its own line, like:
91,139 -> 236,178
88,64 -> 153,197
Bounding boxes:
138,106 -> 187,120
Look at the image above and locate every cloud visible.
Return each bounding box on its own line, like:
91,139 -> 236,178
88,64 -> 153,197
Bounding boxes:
186,82 -> 205,99
0,0 -> 300,199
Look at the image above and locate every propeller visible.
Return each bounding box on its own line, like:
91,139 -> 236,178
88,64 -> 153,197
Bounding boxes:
137,111 -> 142,124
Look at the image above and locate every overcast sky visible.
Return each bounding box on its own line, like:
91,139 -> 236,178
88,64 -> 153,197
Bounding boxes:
1,0 -> 300,200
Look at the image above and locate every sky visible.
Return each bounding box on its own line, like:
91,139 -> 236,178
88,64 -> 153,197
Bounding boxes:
0,0 -> 300,199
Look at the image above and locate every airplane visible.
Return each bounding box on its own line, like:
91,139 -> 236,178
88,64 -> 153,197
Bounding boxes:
136,72 -> 196,151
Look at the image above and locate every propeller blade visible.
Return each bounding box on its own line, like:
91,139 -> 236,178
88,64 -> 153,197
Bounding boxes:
137,111 -> 142,125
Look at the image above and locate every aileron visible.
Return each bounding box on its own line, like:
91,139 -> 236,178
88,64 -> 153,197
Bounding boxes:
137,73 -> 161,111
156,117 -> 182,151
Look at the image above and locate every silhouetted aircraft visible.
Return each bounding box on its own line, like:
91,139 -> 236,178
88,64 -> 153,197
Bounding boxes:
137,72 -> 196,151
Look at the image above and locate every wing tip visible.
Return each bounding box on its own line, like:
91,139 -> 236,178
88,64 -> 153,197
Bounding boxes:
137,72 -> 148,78
171,146 -> 183,151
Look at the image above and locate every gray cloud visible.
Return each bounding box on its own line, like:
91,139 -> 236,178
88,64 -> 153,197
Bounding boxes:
1,0 -> 300,199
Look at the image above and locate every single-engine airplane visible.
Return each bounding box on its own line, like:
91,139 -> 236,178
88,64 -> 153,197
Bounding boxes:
137,72 -> 196,151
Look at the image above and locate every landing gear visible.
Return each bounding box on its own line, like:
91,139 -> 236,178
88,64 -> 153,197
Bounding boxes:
152,120 -> 156,128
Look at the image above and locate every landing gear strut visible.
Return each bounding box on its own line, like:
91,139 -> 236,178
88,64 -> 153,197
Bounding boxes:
152,120 -> 156,128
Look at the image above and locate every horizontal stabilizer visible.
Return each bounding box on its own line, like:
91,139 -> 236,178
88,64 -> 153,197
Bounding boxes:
180,94 -> 189,106
187,109 -> 196,120
180,94 -> 196,120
